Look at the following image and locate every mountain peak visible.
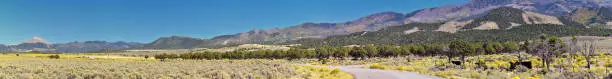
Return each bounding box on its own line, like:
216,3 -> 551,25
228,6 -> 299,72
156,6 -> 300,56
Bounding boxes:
21,37 -> 51,44
351,11 -> 405,25
358,11 -> 403,21
468,0 -> 514,5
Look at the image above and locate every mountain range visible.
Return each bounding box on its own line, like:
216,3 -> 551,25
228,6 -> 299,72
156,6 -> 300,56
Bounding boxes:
0,37 -> 143,53
293,7 -> 612,47
9,0 -> 612,52
141,0 -> 612,49
141,11 -> 408,49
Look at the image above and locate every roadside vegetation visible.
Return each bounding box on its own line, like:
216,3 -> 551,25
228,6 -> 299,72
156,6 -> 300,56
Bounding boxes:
154,35 -> 611,79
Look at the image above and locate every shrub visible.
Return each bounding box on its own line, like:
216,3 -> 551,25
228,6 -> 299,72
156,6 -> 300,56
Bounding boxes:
319,58 -> 331,64
514,65 -> 530,72
554,71 -> 597,79
330,68 -> 341,74
395,66 -> 415,71
154,53 -> 179,60
395,66 -> 407,71
369,63 -> 390,70
48,55 -> 60,59
295,66 -> 353,79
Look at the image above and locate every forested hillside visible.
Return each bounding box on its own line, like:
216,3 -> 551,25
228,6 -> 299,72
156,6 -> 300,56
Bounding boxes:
293,23 -> 612,47
463,7 -> 526,29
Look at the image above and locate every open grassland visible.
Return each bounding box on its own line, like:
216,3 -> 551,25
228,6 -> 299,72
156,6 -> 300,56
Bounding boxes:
18,53 -> 146,59
0,54 -> 352,79
561,36 -> 612,51
197,44 -> 296,52
114,44 -> 295,57
107,49 -> 191,57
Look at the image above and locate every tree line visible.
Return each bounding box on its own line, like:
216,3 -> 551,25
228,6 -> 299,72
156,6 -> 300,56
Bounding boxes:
155,41 -> 522,60
153,34 -> 602,72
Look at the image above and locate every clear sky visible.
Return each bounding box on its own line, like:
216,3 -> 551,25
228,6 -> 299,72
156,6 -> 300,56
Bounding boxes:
0,0 -> 468,44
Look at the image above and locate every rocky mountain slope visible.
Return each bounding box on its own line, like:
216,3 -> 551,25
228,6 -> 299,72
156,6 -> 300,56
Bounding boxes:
52,41 -> 143,53
145,0 -> 612,49
210,12 -> 407,46
0,37 -> 144,53
563,7 -> 612,28
436,7 -> 564,33
406,0 -> 612,23
292,6 -> 612,47
143,12 -> 409,48
141,36 -> 209,49
295,23 -> 612,48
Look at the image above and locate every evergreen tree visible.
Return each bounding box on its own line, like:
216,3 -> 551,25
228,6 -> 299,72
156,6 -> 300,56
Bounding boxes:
449,40 -> 474,63
503,42 -> 519,53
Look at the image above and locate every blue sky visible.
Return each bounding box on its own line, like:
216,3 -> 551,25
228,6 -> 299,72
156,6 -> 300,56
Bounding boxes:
0,0 -> 468,44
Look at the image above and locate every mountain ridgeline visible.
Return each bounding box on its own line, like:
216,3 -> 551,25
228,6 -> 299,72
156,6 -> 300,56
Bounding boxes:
293,6 -> 612,47
462,7 -> 527,29
143,0 -> 612,49
0,37 -> 144,53
141,36 -> 210,49
293,23 -> 612,47
142,12 -> 410,49
563,7 -> 612,28
11,0 -> 612,52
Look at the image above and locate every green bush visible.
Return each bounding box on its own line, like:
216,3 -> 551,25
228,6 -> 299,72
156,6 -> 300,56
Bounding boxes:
48,55 -> 60,59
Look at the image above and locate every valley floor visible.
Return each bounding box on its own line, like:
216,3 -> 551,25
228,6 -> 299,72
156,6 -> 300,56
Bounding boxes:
1,53 -> 610,79
0,54 -> 352,79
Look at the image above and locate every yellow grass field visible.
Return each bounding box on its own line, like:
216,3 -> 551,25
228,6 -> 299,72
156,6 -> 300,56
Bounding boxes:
0,53 -> 352,79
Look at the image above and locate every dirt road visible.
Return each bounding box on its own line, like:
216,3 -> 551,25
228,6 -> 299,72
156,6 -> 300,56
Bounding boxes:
329,65 -> 443,79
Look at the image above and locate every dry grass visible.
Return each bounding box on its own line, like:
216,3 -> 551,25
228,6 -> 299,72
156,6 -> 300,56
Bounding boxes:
113,44 -> 297,57
561,36 -> 612,53
195,44 -> 296,52
0,54 -> 352,79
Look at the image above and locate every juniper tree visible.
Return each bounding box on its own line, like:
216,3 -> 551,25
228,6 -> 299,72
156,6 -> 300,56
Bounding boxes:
527,35 -> 566,71
316,46 -> 333,60
364,45 -> 379,58
449,40 -> 474,63
333,47 -> 350,59
350,47 -> 368,60
503,42 -> 519,53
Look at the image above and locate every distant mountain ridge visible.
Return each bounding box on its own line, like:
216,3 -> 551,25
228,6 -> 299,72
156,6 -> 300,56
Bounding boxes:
434,7 -> 565,33
405,0 -> 612,23
20,37 -> 51,44
294,23 -> 612,47
0,37 -> 144,53
13,0 -> 612,50
206,12 -> 406,45
563,7 -> 612,28
142,12 -> 409,49
292,7 -> 612,47
143,0 -> 612,49
141,36 -> 208,49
